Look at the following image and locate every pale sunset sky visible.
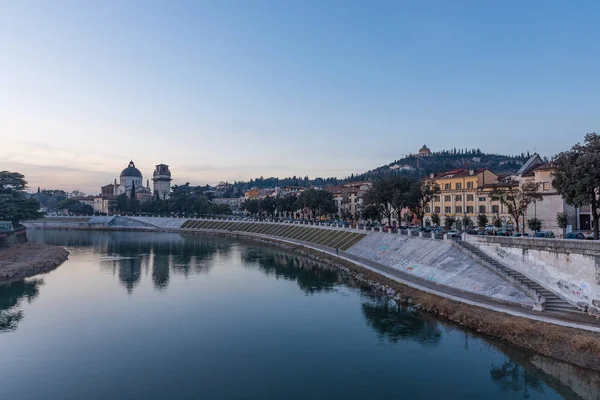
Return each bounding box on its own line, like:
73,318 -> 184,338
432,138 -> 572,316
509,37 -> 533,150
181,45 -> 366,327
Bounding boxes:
1,0 -> 599,193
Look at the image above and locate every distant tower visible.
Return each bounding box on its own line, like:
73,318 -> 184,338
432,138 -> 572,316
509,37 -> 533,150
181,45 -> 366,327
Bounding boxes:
152,164 -> 172,200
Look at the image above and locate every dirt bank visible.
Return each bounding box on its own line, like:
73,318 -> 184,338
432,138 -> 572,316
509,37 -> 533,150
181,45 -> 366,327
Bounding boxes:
185,230 -> 600,372
0,243 -> 69,282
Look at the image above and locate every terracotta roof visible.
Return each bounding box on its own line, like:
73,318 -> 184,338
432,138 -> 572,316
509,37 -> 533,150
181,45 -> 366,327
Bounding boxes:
434,168 -> 487,179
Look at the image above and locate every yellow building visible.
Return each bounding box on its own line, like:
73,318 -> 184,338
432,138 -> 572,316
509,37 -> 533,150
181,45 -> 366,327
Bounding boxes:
424,168 -> 514,229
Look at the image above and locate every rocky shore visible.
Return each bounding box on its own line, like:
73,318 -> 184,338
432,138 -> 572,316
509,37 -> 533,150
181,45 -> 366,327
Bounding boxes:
0,243 -> 70,282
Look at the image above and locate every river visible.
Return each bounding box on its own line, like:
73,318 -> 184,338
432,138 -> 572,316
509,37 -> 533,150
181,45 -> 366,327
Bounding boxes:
0,230 -> 598,400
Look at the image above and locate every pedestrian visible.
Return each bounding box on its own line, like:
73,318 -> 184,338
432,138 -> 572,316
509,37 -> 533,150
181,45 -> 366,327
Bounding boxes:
336,248 -> 339,255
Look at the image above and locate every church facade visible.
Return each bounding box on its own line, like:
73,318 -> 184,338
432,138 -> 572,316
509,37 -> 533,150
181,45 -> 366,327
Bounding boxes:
101,160 -> 172,203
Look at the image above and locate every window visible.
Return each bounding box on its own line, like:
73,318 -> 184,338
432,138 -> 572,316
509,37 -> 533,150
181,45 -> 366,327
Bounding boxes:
424,206 -> 431,214
478,197 -> 486,202
455,195 -> 462,201
467,194 -> 474,201
444,206 -> 451,213
466,206 -> 474,213
444,195 -> 451,202
455,206 -> 462,213
543,182 -> 551,191
434,207 -> 440,214
492,205 -> 499,214
479,206 -> 486,214
467,182 -> 473,189
444,183 -> 451,190
456,183 -> 462,190
434,196 -> 440,202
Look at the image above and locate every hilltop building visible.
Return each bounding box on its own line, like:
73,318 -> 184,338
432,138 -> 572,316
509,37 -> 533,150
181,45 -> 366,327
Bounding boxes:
418,144 -> 432,157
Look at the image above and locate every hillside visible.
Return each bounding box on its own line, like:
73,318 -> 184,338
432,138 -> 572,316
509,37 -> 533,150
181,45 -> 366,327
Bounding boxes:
230,148 -> 534,191
347,148 -> 532,182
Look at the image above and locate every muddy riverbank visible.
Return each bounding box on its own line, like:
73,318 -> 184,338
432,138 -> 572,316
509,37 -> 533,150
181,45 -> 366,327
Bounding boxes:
0,243 -> 69,282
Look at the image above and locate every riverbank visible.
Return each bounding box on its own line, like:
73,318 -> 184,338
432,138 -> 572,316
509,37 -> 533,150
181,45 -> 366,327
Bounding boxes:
0,243 -> 70,282
187,230 -> 600,371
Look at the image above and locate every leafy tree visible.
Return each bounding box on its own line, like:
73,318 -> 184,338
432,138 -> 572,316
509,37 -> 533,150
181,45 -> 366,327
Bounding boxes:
407,180 -> 439,228
69,190 -> 86,198
294,189 -> 335,220
492,214 -> 503,228
276,196 -> 297,219
431,213 -> 440,226
527,217 -> 542,233
556,212 -> 568,236
259,196 -> 277,217
553,133 -> 600,239
56,198 -> 79,211
489,182 -> 542,233
363,178 -> 396,225
68,202 -> 94,215
444,215 -> 456,230
477,214 -> 488,228
0,171 -> 43,225
389,176 -> 415,220
461,215 -> 472,229
361,205 -> 380,221
242,199 -> 260,216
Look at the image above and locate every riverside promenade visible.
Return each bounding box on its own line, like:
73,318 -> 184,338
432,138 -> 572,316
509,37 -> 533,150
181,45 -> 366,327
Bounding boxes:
25,216 -> 600,332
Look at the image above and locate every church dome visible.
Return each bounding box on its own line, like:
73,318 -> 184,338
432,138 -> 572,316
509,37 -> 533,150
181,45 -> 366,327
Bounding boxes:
419,144 -> 430,152
120,161 -> 143,178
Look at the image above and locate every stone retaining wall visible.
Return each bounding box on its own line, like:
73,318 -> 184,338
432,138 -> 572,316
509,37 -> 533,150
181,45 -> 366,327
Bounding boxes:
465,235 -> 600,311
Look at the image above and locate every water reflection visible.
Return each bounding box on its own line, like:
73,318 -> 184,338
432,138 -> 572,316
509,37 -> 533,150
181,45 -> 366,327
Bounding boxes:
360,298 -> 442,346
33,231 -> 235,293
490,361 -> 545,397
241,246 -> 342,294
0,279 -> 43,332
21,230 -> 600,399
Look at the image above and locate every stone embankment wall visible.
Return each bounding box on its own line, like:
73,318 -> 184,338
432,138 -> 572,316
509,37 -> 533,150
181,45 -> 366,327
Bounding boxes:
465,235 -> 600,311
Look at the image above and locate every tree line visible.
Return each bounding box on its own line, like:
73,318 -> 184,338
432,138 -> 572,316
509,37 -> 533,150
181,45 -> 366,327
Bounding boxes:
361,176 -> 438,227
241,189 -> 336,220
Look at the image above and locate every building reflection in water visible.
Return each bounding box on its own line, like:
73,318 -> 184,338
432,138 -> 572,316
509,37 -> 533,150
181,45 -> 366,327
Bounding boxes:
0,278 -> 43,333
70,231 -> 235,294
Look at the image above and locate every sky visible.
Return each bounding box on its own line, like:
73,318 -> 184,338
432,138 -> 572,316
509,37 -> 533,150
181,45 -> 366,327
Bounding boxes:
1,0 -> 599,193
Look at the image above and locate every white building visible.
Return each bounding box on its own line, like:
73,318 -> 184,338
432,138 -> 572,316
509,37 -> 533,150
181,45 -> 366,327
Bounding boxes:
117,161 -> 144,196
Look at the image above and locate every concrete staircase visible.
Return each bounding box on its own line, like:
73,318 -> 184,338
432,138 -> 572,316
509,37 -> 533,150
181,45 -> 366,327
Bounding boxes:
456,241 -> 580,314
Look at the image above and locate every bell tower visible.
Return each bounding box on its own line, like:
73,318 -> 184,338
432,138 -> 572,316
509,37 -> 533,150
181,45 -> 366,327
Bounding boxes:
152,164 -> 172,200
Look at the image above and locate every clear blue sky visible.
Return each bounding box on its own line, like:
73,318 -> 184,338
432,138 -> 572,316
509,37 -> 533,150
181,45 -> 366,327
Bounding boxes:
1,0 -> 598,193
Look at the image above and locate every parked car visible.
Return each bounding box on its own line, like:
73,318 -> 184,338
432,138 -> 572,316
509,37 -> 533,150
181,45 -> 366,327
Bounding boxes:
534,231 -> 555,238
467,229 -> 479,235
565,232 -> 585,240
512,232 -> 530,237
496,229 -> 512,236
447,229 -> 460,237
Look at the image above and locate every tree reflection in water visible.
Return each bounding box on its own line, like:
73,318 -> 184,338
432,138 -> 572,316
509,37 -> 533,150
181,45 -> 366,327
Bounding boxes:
489,361 -> 545,398
361,298 -> 442,346
0,279 -> 43,333
241,247 -> 341,294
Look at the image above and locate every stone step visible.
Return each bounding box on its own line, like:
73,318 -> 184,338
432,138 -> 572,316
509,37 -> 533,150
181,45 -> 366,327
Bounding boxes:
457,241 -> 580,312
